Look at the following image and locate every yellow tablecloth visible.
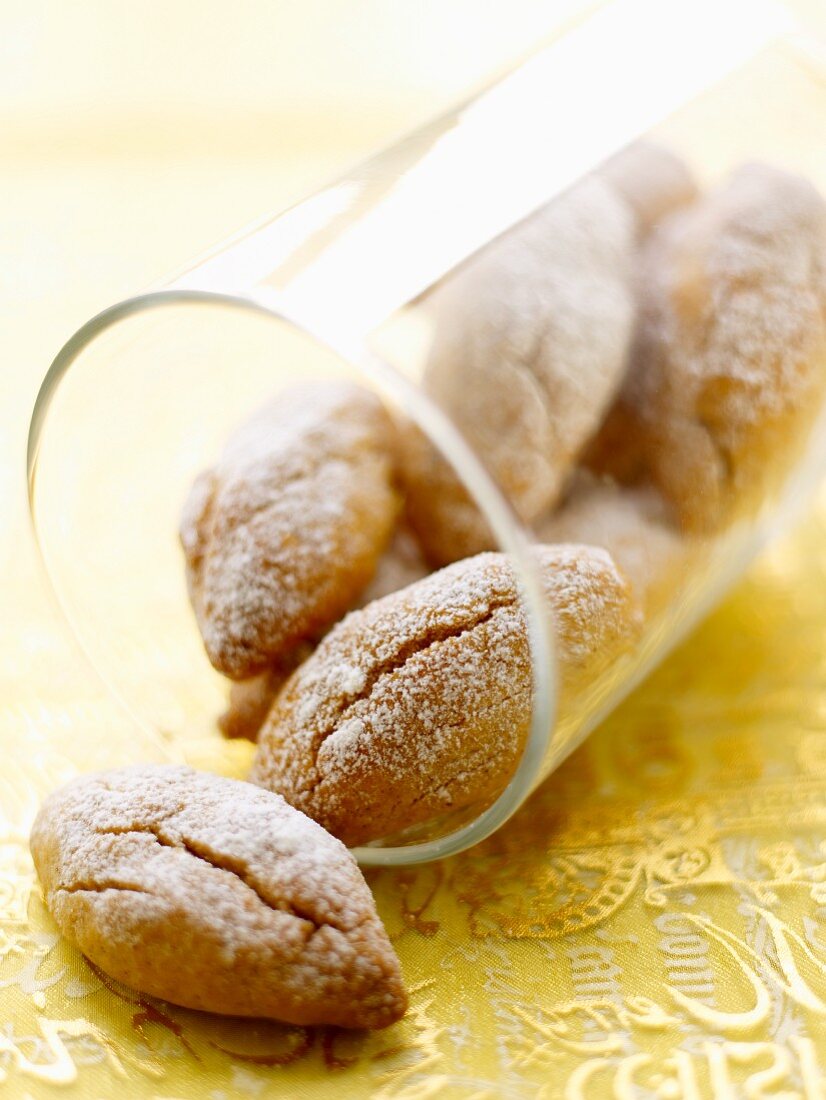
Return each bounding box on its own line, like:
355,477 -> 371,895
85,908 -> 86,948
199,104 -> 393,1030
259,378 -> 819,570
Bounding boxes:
4,4 -> 826,1096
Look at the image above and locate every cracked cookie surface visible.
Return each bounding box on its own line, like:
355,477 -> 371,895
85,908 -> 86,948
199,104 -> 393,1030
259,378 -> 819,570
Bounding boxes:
30,765 -> 407,1028
180,381 -> 399,679
217,527 -> 430,743
251,545 -> 640,846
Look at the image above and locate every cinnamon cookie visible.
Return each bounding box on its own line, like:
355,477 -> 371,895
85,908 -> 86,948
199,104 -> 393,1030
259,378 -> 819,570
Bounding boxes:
401,174 -> 636,565
218,524 -> 430,742
30,766 -> 407,1028
587,143 -> 699,480
600,140 -> 698,236
536,475 -> 684,613
602,164 -> 826,530
251,545 -> 640,846
181,382 -> 399,679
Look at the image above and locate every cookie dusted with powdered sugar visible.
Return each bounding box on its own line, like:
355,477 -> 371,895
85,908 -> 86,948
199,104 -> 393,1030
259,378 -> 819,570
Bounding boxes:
587,142 -> 699,481
30,766 -> 407,1028
218,526 -> 429,743
599,140 -> 698,237
535,475 -> 684,614
401,174 -> 636,566
180,382 -> 399,679
251,545 -> 641,847
611,164 -> 826,531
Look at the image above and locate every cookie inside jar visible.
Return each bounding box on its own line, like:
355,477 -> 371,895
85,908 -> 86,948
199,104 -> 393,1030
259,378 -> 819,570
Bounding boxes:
362,139 -> 826,841
29,24 -> 826,863
179,370 -> 554,849
172,135 -> 826,853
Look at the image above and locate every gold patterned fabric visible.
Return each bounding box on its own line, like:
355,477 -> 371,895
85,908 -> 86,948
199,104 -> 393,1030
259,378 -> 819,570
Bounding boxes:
6,512 -> 826,1097
5,4 -> 826,1096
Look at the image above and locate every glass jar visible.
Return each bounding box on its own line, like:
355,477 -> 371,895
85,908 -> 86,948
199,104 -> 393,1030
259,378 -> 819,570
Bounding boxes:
27,0 -> 826,864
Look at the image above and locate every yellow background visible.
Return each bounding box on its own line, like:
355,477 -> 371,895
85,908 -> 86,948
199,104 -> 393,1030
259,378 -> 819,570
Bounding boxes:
3,2 -> 826,1096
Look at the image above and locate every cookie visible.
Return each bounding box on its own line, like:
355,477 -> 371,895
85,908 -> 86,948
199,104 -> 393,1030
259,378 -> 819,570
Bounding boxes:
218,650 -> 311,742
536,475 -> 684,613
30,765 -> 407,1028
180,382 -> 399,679
398,422 -> 495,566
600,140 -> 698,236
401,173 -> 636,565
251,545 -> 640,846
218,528 -> 429,743
624,163 -> 826,531
587,143 -> 699,480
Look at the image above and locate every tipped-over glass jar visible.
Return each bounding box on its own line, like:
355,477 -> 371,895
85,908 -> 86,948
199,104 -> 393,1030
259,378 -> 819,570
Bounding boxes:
27,0 -> 826,864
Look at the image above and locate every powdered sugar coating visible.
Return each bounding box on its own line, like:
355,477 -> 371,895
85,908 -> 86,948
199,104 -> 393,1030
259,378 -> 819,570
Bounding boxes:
587,144 -> 698,482
401,174 -> 636,566
625,163 -> 826,531
217,526 -> 430,742
30,765 -> 407,1028
537,544 -> 642,675
251,545 -> 640,846
180,382 -> 399,678
599,140 -> 698,236
398,421 -> 496,566
536,475 -> 684,613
